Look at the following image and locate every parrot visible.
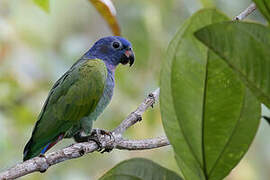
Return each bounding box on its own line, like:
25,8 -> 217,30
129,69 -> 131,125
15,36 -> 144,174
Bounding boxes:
23,36 -> 135,161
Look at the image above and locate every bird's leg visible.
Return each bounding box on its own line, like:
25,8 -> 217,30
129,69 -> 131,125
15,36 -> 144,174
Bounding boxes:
73,129 -> 114,152
74,133 -> 89,142
91,128 -> 113,139
90,128 -> 114,153
73,132 -> 102,151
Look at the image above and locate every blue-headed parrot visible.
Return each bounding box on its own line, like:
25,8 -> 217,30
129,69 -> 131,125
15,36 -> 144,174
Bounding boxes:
23,36 -> 135,161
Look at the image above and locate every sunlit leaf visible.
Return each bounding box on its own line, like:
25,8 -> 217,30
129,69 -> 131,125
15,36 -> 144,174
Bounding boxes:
89,0 -> 121,36
33,0 -> 50,12
195,21 -> 270,108
99,158 -> 182,180
253,0 -> 270,23
160,9 -> 261,180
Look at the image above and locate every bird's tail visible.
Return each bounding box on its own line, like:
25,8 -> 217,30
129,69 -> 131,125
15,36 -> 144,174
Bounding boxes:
23,137 -> 35,161
23,134 -> 65,161
23,137 -> 46,161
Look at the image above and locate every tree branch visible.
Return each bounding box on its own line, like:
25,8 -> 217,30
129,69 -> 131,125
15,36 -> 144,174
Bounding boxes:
116,136 -> 169,150
0,88 -> 166,180
233,3 -> 256,21
112,88 -> 160,135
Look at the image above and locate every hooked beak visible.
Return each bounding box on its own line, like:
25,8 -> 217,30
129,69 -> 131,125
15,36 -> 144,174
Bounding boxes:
120,49 -> 135,67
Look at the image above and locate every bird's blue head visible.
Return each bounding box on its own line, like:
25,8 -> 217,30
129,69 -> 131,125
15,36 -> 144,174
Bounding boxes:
86,36 -> 135,68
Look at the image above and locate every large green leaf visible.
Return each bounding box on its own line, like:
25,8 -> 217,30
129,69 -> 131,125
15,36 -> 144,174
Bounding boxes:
253,0 -> 270,23
160,9 -> 261,180
195,21 -> 270,108
99,158 -> 182,180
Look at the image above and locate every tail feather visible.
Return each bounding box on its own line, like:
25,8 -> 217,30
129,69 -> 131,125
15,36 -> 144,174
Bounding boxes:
23,134 -> 65,161
23,137 -> 48,161
23,138 -> 34,161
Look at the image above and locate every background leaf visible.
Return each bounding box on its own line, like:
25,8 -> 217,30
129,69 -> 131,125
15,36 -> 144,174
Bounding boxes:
89,0 -> 121,36
99,158 -> 182,180
253,0 -> 270,23
195,21 -> 270,108
33,0 -> 49,12
160,9 -> 261,180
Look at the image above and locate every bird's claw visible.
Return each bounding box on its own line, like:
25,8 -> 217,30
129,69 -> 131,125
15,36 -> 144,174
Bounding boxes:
87,136 -> 103,151
100,146 -> 113,153
89,128 -> 114,153
90,128 -> 113,140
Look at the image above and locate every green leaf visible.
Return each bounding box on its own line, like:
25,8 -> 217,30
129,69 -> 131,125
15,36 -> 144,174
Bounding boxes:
33,0 -> 50,13
101,175 -> 141,180
99,158 -> 182,180
195,21 -> 270,108
253,0 -> 270,23
160,9 -> 261,180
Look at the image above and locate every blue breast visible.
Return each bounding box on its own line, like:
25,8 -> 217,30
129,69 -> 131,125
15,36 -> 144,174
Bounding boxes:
87,68 -> 115,122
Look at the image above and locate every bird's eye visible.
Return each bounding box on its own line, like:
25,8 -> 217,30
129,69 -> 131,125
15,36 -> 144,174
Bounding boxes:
112,41 -> 120,49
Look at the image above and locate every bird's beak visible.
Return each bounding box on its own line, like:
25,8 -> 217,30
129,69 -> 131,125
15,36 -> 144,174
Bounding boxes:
121,49 -> 135,67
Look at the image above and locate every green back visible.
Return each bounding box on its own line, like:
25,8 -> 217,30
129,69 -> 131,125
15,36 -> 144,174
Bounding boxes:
29,59 -> 107,157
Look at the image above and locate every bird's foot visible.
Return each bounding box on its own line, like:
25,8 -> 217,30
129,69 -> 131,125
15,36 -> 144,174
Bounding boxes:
87,136 -> 103,151
100,147 -> 113,153
74,129 -> 114,152
90,128 -> 112,137
74,132 -> 103,151
89,128 -> 114,153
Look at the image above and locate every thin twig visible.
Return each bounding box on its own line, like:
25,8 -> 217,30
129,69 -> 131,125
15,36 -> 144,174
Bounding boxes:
116,136 -> 169,150
113,88 -> 160,135
233,3 -> 257,21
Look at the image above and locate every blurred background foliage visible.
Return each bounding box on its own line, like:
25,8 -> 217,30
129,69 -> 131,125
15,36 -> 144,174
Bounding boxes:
0,0 -> 269,179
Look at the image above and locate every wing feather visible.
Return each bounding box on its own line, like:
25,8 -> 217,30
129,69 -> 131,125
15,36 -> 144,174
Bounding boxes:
23,59 -> 107,160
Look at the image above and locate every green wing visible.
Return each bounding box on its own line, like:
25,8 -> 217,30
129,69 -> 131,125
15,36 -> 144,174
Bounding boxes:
24,59 -> 107,160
